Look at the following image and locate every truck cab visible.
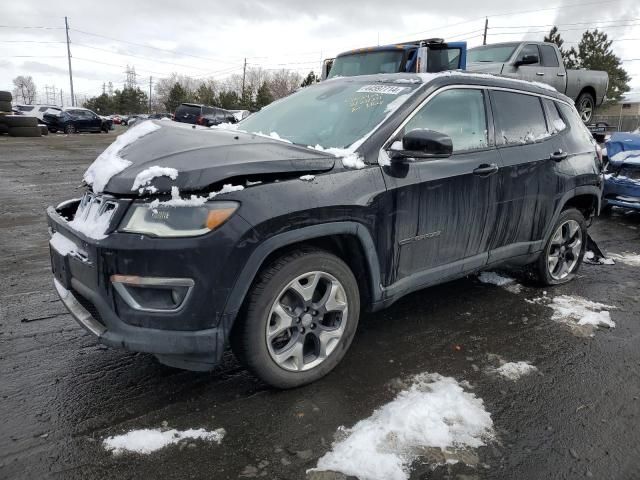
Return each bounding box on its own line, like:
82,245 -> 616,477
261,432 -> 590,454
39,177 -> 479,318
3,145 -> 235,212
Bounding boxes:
322,39 -> 467,80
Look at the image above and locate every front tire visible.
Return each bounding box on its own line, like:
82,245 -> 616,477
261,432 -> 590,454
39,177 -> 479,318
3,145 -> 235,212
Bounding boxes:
231,248 -> 360,388
576,92 -> 595,123
535,208 -> 587,286
64,124 -> 76,134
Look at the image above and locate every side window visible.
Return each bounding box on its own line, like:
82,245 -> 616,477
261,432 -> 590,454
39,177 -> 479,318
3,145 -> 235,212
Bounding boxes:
557,103 -> 595,147
403,89 -> 488,152
39,107 -> 49,112
518,44 -> 540,64
540,45 -> 559,67
542,99 -> 566,134
492,91 -> 548,145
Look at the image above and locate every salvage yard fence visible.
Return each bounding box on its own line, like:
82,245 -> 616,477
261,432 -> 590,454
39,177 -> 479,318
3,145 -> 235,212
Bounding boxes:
592,115 -> 640,133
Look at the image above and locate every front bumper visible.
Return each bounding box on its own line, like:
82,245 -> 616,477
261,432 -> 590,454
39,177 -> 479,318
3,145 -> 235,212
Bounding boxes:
47,198 -> 255,370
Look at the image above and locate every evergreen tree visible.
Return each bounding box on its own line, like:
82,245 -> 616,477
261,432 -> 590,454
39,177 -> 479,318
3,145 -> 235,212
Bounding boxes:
165,83 -> 190,112
255,81 -> 274,109
217,90 -> 239,109
575,29 -> 630,102
301,71 -> 318,87
195,83 -> 216,106
543,26 -> 578,69
83,93 -> 113,114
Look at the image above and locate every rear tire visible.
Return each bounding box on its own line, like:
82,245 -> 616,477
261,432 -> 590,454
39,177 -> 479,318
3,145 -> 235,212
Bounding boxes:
64,124 -> 76,134
39,125 -> 49,136
231,248 -> 360,389
576,92 -> 595,123
534,208 -> 587,286
5,115 -> 38,127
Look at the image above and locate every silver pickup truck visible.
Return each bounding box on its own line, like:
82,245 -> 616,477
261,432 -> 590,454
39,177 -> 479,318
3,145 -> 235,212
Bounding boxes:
467,41 -> 609,123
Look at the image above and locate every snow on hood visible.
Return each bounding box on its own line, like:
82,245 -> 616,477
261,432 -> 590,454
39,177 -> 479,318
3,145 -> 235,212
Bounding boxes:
83,121 -> 161,194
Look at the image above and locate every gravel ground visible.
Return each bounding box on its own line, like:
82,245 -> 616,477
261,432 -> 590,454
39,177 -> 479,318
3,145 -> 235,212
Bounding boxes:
1,131 -> 639,480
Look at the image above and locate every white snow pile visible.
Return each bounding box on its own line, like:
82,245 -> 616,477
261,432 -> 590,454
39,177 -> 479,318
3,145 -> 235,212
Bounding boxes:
495,361 -> 538,381
548,295 -> 616,329
310,373 -> 494,480
299,174 -> 315,182
148,184 -> 244,210
254,131 -> 292,143
83,121 -> 160,193
67,200 -> 113,240
584,250 -> 616,265
607,252 -> 640,267
210,122 -> 239,130
310,144 -> 366,170
552,119 -> 566,133
103,427 -> 225,455
131,166 -> 178,192
49,232 -> 85,257
609,149 -> 640,164
477,271 -> 522,293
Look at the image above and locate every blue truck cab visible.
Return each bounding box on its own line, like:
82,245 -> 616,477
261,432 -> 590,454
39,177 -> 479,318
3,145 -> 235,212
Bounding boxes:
322,38 -> 467,79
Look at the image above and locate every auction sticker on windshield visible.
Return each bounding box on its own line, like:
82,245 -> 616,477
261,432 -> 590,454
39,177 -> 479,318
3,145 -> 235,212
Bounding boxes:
357,85 -> 409,95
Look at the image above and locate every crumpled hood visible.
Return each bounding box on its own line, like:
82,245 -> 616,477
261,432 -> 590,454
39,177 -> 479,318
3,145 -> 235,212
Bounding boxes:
97,121 -> 336,195
466,62 -> 504,74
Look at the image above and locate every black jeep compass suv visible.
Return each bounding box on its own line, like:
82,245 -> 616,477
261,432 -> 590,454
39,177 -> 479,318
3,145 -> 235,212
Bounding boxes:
47,73 -> 603,388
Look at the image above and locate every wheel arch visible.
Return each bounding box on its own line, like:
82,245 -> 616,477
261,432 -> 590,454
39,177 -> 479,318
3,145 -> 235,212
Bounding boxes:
542,187 -> 601,244
222,222 -> 383,321
577,86 -> 596,102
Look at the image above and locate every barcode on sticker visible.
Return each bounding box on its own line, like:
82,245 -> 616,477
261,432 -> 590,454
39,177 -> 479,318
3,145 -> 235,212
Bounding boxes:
356,85 -> 408,95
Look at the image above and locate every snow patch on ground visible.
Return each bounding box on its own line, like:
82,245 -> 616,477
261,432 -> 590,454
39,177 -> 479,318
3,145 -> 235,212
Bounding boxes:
131,166 -> 178,191
548,295 -> 616,329
83,121 -> 160,193
310,373 -> 493,480
299,174 -> 315,181
103,427 -> 225,455
584,250 -> 616,265
495,361 -> 538,381
477,271 -> 522,293
608,252 -> 640,267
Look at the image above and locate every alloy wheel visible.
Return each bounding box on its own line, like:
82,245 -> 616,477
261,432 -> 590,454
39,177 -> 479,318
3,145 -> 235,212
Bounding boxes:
265,271 -> 348,372
579,97 -> 593,123
547,219 -> 582,280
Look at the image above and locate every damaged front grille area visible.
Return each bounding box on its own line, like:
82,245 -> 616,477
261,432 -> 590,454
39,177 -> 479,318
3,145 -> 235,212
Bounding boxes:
67,192 -> 120,239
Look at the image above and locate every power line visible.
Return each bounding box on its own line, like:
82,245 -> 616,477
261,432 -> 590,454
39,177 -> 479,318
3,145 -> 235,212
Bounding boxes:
0,40 -> 65,44
0,25 -> 64,30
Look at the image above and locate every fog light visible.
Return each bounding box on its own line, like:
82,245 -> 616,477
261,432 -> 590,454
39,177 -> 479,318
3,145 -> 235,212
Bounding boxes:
111,275 -> 194,313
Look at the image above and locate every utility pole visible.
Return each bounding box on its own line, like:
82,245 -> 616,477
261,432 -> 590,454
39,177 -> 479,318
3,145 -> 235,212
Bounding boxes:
60,89 -> 63,107
241,58 -> 247,103
148,76 -> 153,113
483,17 -> 488,45
65,17 -> 75,106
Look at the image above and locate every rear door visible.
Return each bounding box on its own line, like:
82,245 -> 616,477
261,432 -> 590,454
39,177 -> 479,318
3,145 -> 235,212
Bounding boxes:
538,44 -> 566,92
380,87 -> 500,284
487,89 -> 564,262
511,44 -> 544,84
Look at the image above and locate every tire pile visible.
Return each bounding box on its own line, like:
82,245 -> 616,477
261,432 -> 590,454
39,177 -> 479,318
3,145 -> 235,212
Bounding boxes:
0,91 -> 47,137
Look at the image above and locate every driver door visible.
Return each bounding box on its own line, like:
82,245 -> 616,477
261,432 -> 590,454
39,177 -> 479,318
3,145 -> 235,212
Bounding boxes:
380,87 -> 501,286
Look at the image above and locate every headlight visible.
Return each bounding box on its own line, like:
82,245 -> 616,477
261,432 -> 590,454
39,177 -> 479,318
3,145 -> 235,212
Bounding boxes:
120,201 -> 238,237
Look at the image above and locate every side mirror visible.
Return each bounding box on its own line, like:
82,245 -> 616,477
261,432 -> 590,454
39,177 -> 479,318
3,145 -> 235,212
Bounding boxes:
514,54 -> 539,67
389,129 -> 453,162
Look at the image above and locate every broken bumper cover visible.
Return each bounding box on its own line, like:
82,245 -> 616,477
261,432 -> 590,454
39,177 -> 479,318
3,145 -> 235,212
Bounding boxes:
46,202 -> 254,371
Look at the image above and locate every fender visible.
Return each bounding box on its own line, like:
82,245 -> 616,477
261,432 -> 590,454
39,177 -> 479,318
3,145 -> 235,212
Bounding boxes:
222,222 -> 383,319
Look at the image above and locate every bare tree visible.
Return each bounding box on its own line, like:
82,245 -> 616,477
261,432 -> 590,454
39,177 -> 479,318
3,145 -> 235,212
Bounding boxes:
269,69 -> 302,100
12,76 -> 37,104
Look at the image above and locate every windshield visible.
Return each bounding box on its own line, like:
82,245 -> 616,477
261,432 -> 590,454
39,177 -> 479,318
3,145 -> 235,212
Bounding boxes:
239,80 -> 419,148
328,50 -> 405,78
468,44 -> 518,63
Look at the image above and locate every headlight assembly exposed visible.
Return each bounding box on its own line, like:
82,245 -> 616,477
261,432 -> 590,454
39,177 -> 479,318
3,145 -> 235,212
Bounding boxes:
120,201 -> 238,237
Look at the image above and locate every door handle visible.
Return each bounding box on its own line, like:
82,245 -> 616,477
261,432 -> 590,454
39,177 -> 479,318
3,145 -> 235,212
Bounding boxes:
557,72 -> 566,77
473,163 -> 499,176
536,72 -> 545,76
550,150 -> 568,162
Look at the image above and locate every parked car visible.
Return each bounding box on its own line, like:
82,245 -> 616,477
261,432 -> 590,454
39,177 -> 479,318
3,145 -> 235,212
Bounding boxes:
43,107 -> 112,134
149,113 -> 172,120
467,41 -> 609,123
15,104 -> 62,121
602,132 -> 640,212
174,103 -> 237,126
126,114 -> 149,128
230,109 -> 251,122
47,72 -> 601,388
110,115 -> 122,125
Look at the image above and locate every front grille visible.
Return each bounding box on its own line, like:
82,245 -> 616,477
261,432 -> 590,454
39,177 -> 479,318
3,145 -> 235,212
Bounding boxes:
71,289 -> 105,326
71,192 -> 119,236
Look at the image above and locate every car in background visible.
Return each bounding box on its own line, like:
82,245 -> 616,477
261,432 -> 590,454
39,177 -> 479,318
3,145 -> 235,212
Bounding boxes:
110,114 -> 122,125
230,109 -> 250,122
174,103 -> 237,127
15,104 -> 62,122
603,132 -> 640,212
43,107 -> 112,134
149,113 -> 172,120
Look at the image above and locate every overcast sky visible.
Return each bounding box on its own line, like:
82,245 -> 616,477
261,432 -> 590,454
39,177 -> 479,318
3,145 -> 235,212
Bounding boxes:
1,0 -> 639,105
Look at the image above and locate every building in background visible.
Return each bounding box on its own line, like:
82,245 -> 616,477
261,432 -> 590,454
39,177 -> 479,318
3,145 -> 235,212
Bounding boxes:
594,92 -> 640,132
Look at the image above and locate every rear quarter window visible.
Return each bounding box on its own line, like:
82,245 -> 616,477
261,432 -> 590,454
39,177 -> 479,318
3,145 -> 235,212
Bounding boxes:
542,99 -> 567,134
175,105 -> 201,116
557,102 -> 595,148
491,90 -> 548,145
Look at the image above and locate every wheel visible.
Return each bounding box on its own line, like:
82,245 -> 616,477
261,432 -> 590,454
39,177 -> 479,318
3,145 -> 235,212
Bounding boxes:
535,208 -> 586,286
0,91 -> 11,102
8,126 -> 41,137
49,128 -> 58,134
39,125 -> 49,136
4,115 -> 38,127
231,248 -> 360,388
64,124 -> 76,134
576,92 -> 595,123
